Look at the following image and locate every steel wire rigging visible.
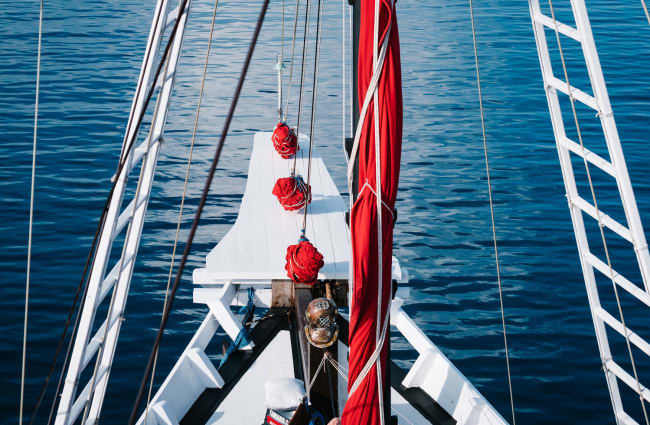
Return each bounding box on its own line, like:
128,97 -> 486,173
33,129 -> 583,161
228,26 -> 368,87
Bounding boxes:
143,1 -> 221,422
641,0 -> 650,25
468,0 -> 516,423
21,0 -> 44,424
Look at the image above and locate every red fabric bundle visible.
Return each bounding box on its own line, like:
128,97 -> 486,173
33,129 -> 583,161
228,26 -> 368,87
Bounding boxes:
285,239 -> 324,284
272,175 -> 311,211
271,122 -> 298,158
341,0 -> 402,423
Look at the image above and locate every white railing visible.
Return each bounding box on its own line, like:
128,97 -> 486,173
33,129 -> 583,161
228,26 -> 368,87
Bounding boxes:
391,298 -> 508,425
140,276 -> 506,425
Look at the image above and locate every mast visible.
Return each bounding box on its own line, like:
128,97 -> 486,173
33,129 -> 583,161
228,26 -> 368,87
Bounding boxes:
345,1 -> 392,421
345,0 -> 360,202
342,0 -> 401,423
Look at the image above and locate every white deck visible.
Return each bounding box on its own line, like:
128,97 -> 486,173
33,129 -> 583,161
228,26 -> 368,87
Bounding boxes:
207,331 -> 296,424
206,334 -> 434,424
194,132 -> 350,283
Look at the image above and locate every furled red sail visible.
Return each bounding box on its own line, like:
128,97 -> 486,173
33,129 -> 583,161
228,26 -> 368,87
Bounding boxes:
341,0 -> 402,423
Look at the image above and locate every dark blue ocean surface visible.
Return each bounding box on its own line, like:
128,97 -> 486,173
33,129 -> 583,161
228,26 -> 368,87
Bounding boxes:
2,0 -> 650,423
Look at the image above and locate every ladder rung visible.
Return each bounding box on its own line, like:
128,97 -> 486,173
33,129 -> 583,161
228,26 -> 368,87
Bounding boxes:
130,141 -> 148,172
533,11 -> 581,42
82,320 -> 106,370
114,198 -> 135,239
96,252 -> 134,308
97,265 -> 117,307
547,75 -> 598,110
604,359 -> 650,403
110,135 -> 158,184
69,365 -> 110,423
570,196 -> 632,243
165,6 -> 179,30
81,314 -> 121,370
584,252 -> 650,308
596,307 -> 650,357
559,136 -> 616,177
616,411 -> 639,425
95,255 -> 127,307
153,64 -> 177,93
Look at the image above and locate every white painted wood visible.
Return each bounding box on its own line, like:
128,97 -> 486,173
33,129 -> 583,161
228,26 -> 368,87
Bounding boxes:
137,313 -> 219,425
391,390 -> 434,425
605,360 -> 650,403
583,252 -> 650,308
194,286 -> 272,308
55,1 -> 188,423
336,333 -> 454,424
527,0 -> 650,419
531,11 -> 580,41
202,132 -> 349,281
85,3 -> 190,422
187,348 -> 225,388
206,331 -> 296,424
617,411 -> 640,425
207,281 -> 255,350
55,0 -> 172,418
391,298 -> 508,425
151,401 -> 178,425
559,136 -> 615,177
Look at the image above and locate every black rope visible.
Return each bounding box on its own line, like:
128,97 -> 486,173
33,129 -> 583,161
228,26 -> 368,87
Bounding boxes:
291,0 -> 311,176
127,1 -> 270,423
300,0 -> 322,236
244,308 -> 294,327
28,3 -> 190,424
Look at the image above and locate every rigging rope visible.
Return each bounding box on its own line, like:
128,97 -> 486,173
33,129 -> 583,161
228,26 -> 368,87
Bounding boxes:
281,0 -> 285,62
641,0 -> 650,25
31,3 -> 189,423
547,1 -> 650,422
277,0 -> 286,120
21,1 -> 44,424
341,0 -> 346,156
468,1 -> 516,423
292,0 -> 311,175
127,2 -> 270,422
283,0 -> 302,122
142,1 -> 219,422
371,1 -> 386,422
348,4 -> 353,139
344,3 -> 393,423
300,0 -> 323,235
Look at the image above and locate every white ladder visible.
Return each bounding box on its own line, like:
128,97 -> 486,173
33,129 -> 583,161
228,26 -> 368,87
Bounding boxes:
528,1 -> 650,423
54,1 -> 191,423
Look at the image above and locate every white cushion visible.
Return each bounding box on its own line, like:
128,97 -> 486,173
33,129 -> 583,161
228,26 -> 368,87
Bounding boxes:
264,378 -> 306,410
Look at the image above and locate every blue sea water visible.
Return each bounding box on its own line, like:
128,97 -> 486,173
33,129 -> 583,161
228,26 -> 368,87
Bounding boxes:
2,0 -> 650,423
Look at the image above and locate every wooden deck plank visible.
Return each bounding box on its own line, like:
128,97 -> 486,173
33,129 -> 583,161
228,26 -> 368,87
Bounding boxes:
203,132 -> 349,281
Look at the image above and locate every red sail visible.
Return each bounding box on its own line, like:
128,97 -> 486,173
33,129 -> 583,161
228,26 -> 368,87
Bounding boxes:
341,0 -> 402,424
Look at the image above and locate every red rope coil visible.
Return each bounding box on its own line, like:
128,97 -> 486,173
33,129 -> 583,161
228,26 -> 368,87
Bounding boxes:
271,122 -> 298,158
272,175 -> 312,211
285,239 -> 324,285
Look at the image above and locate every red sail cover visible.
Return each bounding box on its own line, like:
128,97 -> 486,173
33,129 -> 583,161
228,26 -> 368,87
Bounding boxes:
342,0 -> 402,424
